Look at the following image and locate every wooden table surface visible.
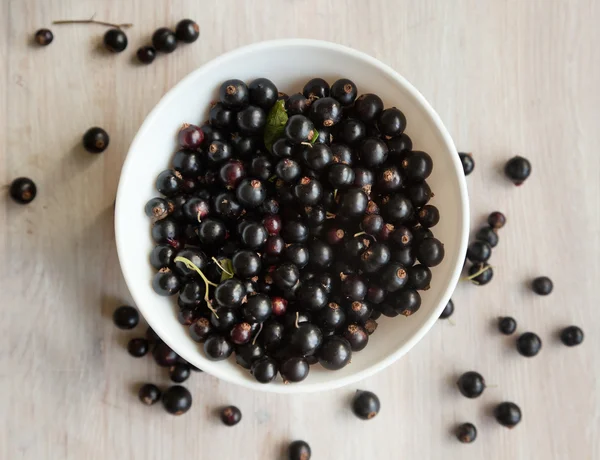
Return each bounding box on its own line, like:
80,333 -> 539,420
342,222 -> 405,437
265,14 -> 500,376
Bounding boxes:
2,0 -> 599,459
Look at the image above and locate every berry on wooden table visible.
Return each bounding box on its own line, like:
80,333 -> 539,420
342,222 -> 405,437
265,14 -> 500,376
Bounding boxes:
9,177 -> 37,204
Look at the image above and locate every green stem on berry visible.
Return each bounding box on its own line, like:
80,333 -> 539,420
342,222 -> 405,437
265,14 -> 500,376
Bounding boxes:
212,257 -> 233,276
174,256 -> 218,287
462,264 -> 492,282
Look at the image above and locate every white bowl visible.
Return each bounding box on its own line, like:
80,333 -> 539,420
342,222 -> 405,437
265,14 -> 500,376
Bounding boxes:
115,39 -> 469,394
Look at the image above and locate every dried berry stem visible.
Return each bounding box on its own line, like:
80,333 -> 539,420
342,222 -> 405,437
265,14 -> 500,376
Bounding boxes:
462,264 -> 492,282
252,322 -> 263,345
53,14 -> 133,29
211,257 -> 233,276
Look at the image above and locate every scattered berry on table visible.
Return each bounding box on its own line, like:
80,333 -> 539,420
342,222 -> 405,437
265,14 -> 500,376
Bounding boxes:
112,305 -> 139,329
152,27 -> 177,53
531,276 -> 553,295
9,177 -> 37,204
169,363 -> 191,383
494,402 -> 522,428
467,263 -> 493,285
456,371 -> 486,398
504,156 -> 532,185
560,326 -> 584,347
138,383 -> 161,406
351,390 -> 381,420
487,211 -> 506,229
82,127 -> 109,153
136,46 -> 156,64
175,19 -> 200,43
103,28 -> 127,52
127,338 -> 149,357
516,332 -> 542,357
34,28 -> 53,46
475,226 -> 498,247
456,423 -> 477,443
498,317 -> 517,335
162,385 -> 192,415
220,405 -> 242,426
466,240 -> 492,263
152,341 -> 178,367
458,152 -> 474,175
288,440 -> 311,460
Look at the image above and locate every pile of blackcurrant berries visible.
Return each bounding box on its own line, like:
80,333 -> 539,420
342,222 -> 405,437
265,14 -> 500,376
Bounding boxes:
464,211 -> 506,286
145,76 -> 444,384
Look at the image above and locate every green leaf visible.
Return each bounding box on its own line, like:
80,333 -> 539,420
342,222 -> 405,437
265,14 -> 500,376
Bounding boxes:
264,100 -> 288,152
215,258 -> 234,282
310,129 -> 319,144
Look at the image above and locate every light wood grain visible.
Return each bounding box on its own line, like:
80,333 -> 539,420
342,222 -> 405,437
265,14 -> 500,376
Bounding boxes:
2,0 -> 600,459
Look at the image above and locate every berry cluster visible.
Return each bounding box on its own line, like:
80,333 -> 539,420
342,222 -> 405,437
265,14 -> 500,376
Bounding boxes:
464,211 -> 506,285
145,76 -> 445,384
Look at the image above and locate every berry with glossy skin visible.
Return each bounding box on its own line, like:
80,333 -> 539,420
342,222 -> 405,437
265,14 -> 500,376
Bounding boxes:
35,28 -> 53,46
303,77 -> 330,99
251,356 -> 278,383
218,160 -> 245,189
466,241 -> 492,263
376,165 -> 402,193
328,163 -> 355,189
236,178 -> 266,208
417,205 -> 440,228
219,79 -> 249,108
173,248 -> 207,277
209,102 -> 235,130
189,318 -> 213,343
204,334 -> 234,361
498,317 -> 517,335
488,211 -> 506,229
309,97 -> 342,127
416,238 -> 445,267
139,383 -> 161,406
297,282 -> 328,311
281,220 -> 308,243
214,278 -> 246,308
316,302 -> 346,332
235,342 -> 265,369
338,188 -> 368,218
457,371 -> 486,398
330,78 -> 358,106
366,286 -> 386,305
407,181 -> 433,207
560,326 -> 584,346
207,140 -> 233,163
288,440 -> 311,460
232,250 -> 262,279
237,105 -> 266,135
272,138 -> 294,158
103,28 -> 127,52
531,276 -> 553,295
83,127 -> 109,153
275,158 -> 301,183
137,46 -> 156,64
155,170 -> 182,197
494,402 -> 522,428
112,305 -> 139,329
359,137 -> 389,167
281,357 -> 310,383
128,338 -> 149,357
345,300 -> 372,324
162,385 -> 192,415
284,115 -> 316,144
459,152 -> 474,175
152,28 -> 177,53
273,263 -> 300,290
210,307 -> 239,332
352,390 -> 380,420
249,78 -> 278,111
151,218 -> 179,244
220,406 -> 242,426
290,323 -> 323,356
354,94 -> 384,123
242,294 -> 272,323
456,423 -> 477,443
308,239 -> 333,270
380,262 -> 409,292
475,226 -> 499,247
381,194 -> 413,224
150,244 -> 176,269
230,322 -> 253,345
468,263 -> 493,285
286,92 -> 310,116
258,321 -> 284,351
341,275 -> 367,301
378,107 -> 406,137
9,177 -> 37,204
152,342 -> 178,367
175,19 -> 200,43
407,264 -> 431,290
391,289 -> 421,316
360,243 -> 391,273
439,299 -> 454,319
152,268 -> 181,295
505,156 -> 531,185
402,150 -> 433,181
318,336 -> 352,370
302,143 -> 333,171
169,363 -> 191,383
241,222 -> 267,249
197,217 -> 227,245
387,133 -> 413,155
516,332 -> 542,357
344,324 -> 369,351
284,244 -> 309,268
178,124 -> 204,149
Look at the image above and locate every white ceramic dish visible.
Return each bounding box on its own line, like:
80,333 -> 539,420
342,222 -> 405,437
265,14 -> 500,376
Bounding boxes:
115,39 -> 469,394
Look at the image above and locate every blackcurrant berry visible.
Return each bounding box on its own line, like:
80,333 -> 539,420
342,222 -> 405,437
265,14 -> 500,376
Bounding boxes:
352,390 -> 380,420
162,385 -> 192,415
249,78 -> 278,111
494,402 -> 521,428
9,177 -> 37,204
456,371 -> 485,398
137,46 -> 156,64
175,19 -> 200,43
560,326 -> 584,346
498,317 -> 517,335
152,27 -> 177,53
34,28 -> 53,46
516,332 -> 542,357
531,276 -> 553,295
330,78 -> 358,106
113,305 -> 139,330
103,28 -> 127,52
504,156 -> 531,185
83,127 -> 110,153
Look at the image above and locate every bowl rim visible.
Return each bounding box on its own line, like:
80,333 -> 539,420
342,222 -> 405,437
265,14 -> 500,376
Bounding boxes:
115,38 -> 469,394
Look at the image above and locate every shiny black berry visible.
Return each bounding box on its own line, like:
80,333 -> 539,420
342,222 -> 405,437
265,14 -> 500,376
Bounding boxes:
220,405 -> 242,426
494,402 -> 521,428
152,342 -> 178,367
83,127 -> 109,153
309,97 -> 342,128
456,423 -> 477,443
338,188 -> 368,218
488,211 -> 506,229
516,332 -> 542,357
198,217 -> 227,245
128,338 -> 149,357
378,107 -> 406,137
402,150 -> 433,181
235,342 -> 265,369
204,334 -> 234,361
251,356 -> 278,383
275,158 -> 301,183
288,440 -> 311,460
162,385 -> 192,415
381,194 -> 413,224
303,77 -> 330,99
113,305 -> 139,329
237,105 -> 266,135
318,336 -> 352,370
103,28 -> 127,52
387,133 -> 412,155
232,250 -> 262,279
459,152 -> 474,175
343,324 -> 369,351
531,276 -> 553,295
504,156 -> 531,185
249,78 -> 278,111
155,170 -> 182,196
498,316 -> 517,335
169,363 -> 191,383
286,93 -> 310,116
352,390 -> 380,420
280,357 -> 310,383
138,383 -> 161,406
457,371 -> 486,398
152,268 -> 181,295
175,19 -> 200,43
475,226 -> 498,247
284,115 -> 316,144
407,181 -> 433,207
273,263 -> 300,290
34,28 -> 53,46
330,78 -> 357,106
466,241 -> 492,263
9,177 -> 37,204
359,138 -> 388,167
236,178 -> 266,208
380,262 -> 409,292
137,46 -> 156,64
354,94 -> 383,123
219,79 -> 249,109
439,299 -> 454,319
152,28 -> 177,53
560,326 -> 584,346
189,318 -> 213,343
416,237 -> 445,267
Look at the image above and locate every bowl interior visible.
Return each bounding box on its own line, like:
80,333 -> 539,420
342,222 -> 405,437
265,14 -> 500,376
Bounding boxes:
115,39 -> 468,393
